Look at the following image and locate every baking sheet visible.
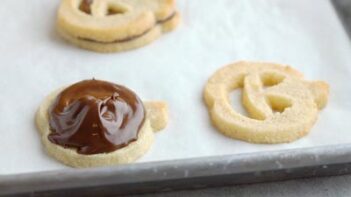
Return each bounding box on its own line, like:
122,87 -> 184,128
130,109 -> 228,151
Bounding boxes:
0,0 -> 351,175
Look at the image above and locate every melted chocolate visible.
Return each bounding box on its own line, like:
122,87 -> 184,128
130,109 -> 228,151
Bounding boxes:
80,28 -> 153,44
78,12 -> 177,44
79,0 -> 93,15
48,79 -> 145,155
157,12 -> 177,24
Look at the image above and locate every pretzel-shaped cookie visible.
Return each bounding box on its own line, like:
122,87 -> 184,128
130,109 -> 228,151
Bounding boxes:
57,0 -> 180,52
204,61 -> 329,144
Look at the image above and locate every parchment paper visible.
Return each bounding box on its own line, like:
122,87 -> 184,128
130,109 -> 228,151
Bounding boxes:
1,0 -> 351,175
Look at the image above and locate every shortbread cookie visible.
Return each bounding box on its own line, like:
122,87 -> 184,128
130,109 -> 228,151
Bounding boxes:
57,0 -> 180,52
36,79 -> 168,168
204,61 -> 329,144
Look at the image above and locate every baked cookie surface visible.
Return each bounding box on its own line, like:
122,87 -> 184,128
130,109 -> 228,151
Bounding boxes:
57,0 -> 180,52
36,79 -> 168,168
204,61 -> 329,144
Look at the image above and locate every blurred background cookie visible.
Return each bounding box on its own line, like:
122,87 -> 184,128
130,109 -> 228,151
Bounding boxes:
57,0 -> 180,53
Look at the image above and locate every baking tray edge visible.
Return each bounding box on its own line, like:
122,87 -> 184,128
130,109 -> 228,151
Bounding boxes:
1,144 -> 351,196
332,0 -> 351,38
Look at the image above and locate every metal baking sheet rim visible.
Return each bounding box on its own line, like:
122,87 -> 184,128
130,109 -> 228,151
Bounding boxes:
1,144 -> 351,196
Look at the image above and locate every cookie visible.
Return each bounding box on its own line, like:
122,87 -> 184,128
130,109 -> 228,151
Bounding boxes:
57,0 -> 180,52
36,79 -> 168,168
204,61 -> 329,144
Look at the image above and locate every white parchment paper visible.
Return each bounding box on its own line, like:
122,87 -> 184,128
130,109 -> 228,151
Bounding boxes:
1,0 -> 351,175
